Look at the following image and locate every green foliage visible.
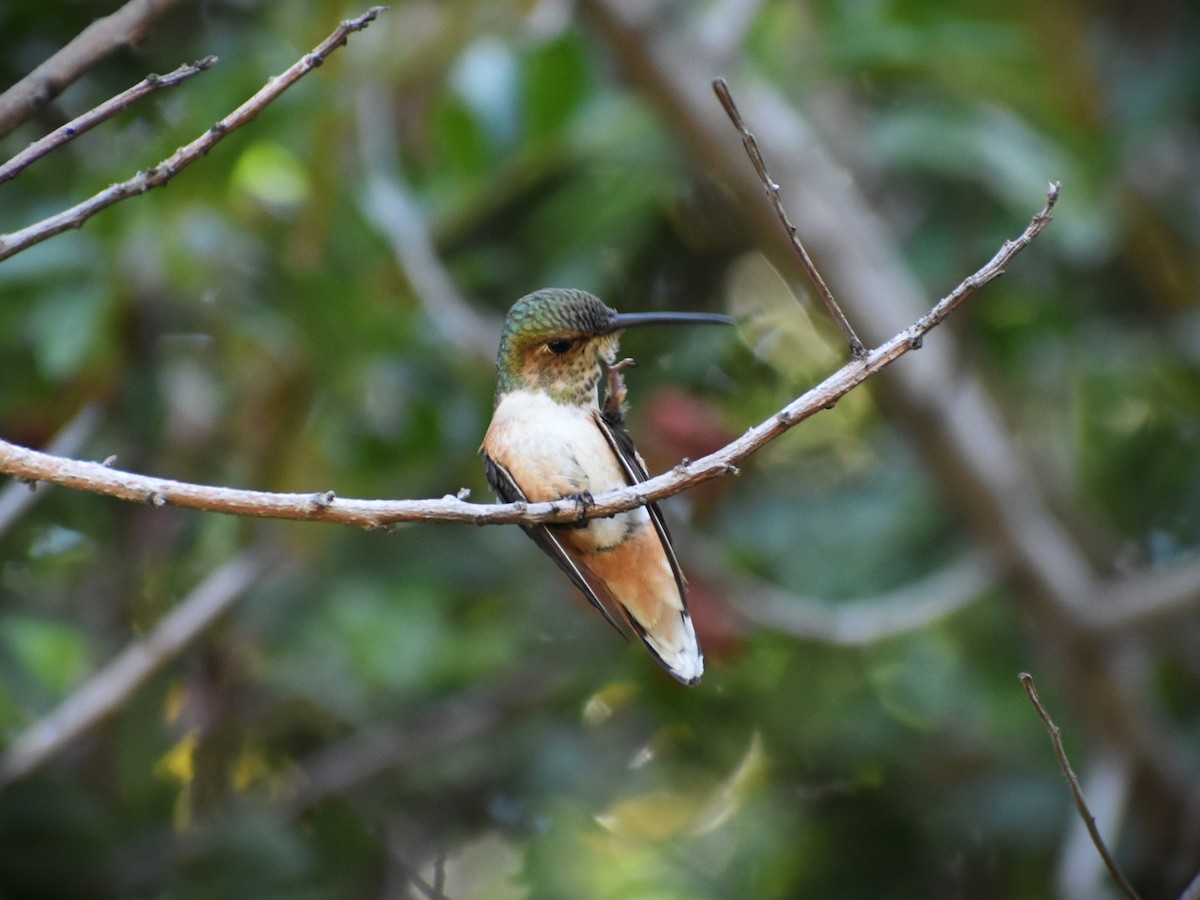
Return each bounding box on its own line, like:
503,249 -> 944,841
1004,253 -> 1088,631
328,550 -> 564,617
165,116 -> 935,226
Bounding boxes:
1,0 -> 1198,897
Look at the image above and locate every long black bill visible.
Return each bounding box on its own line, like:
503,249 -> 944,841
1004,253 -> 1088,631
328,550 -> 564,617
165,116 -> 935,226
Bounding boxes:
605,311 -> 735,334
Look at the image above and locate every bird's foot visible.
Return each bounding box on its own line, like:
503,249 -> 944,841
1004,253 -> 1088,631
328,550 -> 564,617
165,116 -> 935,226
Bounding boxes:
568,490 -> 595,524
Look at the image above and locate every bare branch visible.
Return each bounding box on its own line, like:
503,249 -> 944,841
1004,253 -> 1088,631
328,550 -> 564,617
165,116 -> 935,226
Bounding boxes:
0,184 -> 1059,529
0,0 -> 188,139
0,403 -> 103,539
1087,556 -> 1200,631
713,77 -> 865,358
729,552 -> 996,645
0,545 -> 279,790
0,58 -> 216,185
1055,751 -> 1133,900
1020,673 -> 1141,900
0,7 -> 385,264
695,0 -> 768,62
354,82 -> 501,363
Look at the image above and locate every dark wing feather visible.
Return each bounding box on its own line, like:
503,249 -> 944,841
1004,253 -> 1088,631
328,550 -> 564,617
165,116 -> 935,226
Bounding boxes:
482,450 -> 635,640
594,410 -> 688,602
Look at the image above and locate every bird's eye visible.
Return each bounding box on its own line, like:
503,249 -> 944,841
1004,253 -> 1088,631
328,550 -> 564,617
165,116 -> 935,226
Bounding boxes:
547,338 -> 574,356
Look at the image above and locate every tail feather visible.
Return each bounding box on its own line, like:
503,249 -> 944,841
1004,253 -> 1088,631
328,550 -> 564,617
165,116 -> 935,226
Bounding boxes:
640,610 -> 703,685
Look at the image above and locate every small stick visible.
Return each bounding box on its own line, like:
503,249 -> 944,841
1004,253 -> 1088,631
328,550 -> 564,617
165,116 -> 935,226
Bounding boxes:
0,57 -> 217,186
1019,673 -> 1141,900
713,77 -> 866,359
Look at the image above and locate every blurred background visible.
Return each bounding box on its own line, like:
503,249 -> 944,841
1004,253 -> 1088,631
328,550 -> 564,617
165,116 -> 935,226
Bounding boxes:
1,0 -> 1199,897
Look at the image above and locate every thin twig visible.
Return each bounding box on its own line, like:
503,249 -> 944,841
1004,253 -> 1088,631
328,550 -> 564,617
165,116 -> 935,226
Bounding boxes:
0,184 -> 1059,530
404,865 -> 446,900
0,58 -> 217,186
0,0 -> 188,139
0,7 -> 385,264
432,851 -> 447,898
382,827 -> 451,900
713,77 -> 866,359
1019,673 -> 1141,900
0,545 -> 280,790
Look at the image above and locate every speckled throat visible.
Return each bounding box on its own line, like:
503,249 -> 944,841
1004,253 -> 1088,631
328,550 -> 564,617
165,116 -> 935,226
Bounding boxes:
493,287 -> 735,406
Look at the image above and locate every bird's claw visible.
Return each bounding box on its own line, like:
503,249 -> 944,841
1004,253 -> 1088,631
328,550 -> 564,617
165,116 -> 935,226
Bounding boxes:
569,490 -> 595,523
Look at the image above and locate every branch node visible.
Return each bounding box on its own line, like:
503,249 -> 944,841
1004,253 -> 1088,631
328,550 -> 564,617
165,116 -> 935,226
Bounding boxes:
309,490 -> 336,509
146,490 -> 167,507
18,477 -> 38,492
722,463 -> 741,476
456,487 -> 471,501
102,455 -> 118,467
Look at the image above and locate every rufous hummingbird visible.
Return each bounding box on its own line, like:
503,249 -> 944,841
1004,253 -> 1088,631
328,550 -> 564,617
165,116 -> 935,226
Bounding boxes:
481,288 -> 733,685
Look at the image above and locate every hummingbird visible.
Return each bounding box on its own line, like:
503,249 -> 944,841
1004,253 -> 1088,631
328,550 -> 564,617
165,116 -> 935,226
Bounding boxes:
481,288 -> 733,685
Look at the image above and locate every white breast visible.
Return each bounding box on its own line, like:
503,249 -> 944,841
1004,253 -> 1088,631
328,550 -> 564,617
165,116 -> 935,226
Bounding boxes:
487,390 -> 649,549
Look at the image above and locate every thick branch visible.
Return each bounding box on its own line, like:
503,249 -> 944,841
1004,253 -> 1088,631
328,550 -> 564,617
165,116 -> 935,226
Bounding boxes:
0,184 -> 1058,529
1088,556 -> 1200,631
354,82 -> 500,363
0,57 -> 216,185
729,552 -> 996,645
0,545 -> 278,790
0,7 -> 384,263
0,0 -> 187,139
